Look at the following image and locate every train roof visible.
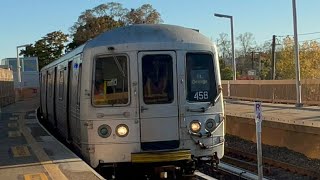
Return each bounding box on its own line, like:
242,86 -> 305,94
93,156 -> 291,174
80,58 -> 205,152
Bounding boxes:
85,24 -> 212,49
41,24 -> 213,71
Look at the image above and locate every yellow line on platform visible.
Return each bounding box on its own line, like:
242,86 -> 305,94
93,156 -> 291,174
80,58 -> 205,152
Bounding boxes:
11,146 -> 30,157
18,114 -> 68,180
24,173 -> 48,180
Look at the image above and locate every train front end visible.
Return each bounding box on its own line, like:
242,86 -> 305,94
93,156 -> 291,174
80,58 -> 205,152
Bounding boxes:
81,24 -> 224,178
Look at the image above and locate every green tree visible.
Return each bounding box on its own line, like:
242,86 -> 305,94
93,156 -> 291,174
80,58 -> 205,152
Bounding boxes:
216,33 -> 231,62
237,32 -> 256,56
219,59 -> 233,80
277,37 -> 296,79
68,2 -> 162,50
277,37 -> 320,79
20,31 -> 68,69
256,41 -> 272,80
235,32 -> 257,76
124,4 -> 162,25
299,41 -> 320,78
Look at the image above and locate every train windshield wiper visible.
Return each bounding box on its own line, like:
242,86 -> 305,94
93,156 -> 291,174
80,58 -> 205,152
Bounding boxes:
187,91 -> 222,112
203,91 -> 222,112
113,55 -> 126,77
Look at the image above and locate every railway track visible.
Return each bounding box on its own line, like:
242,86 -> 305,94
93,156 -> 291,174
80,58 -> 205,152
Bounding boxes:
193,159 -> 263,180
224,146 -> 320,179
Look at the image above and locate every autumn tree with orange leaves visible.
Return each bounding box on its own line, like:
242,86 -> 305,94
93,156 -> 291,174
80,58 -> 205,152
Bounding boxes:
277,37 -> 320,79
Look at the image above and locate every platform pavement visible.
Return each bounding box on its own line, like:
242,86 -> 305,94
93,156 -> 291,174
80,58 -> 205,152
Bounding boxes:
224,99 -> 320,159
225,99 -> 320,128
0,98 -> 105,180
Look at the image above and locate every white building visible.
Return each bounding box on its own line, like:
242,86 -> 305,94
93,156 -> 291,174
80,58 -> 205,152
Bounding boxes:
1,57 -> 39,89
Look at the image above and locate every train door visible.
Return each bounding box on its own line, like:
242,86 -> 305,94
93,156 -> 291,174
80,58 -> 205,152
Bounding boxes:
40,71 -> 48,118
56,65 -> 68,139
39,73 -> 43,113
138,51 -> 179,150
47,69 -> 56,127
66,61 -> 73,141
68,57 -> 81,146
45,71 -> 51,121
53,67 -> 57,127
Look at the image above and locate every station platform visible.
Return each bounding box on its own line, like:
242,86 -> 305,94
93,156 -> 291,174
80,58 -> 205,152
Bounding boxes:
0,98 -> 104,180
225,99 -> 320,127
224,99 -> 320,159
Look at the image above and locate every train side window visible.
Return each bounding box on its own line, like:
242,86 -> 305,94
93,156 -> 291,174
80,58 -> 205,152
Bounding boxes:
77,63 -> 82,106
58,70 -> 64,100
93,55 -> 129,106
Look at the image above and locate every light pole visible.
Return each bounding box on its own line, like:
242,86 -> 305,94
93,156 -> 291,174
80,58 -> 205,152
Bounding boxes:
16,44 -> 31,98
292,0 -> 302,107
214,13 -> 236,80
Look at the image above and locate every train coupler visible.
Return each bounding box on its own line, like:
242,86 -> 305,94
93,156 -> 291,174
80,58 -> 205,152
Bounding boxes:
154,165 -> 181,179
211,152 -> 220,171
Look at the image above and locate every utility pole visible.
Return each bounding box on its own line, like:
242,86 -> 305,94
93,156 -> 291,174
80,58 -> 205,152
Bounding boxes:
271,35 -> 276,80
214,13 -> 236,80
292,0 -> 302,107
258,53 -> 262,80
251,51 -> 254,69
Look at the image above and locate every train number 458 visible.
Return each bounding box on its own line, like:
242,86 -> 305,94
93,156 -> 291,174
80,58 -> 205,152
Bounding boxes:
194,91 -> 209,100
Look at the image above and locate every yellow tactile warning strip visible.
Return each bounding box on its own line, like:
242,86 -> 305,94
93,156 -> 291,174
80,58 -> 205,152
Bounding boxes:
8,130 -> 21,137
18,114 -> 68,180
24,173 -> 48,180
11,146 -> 31,157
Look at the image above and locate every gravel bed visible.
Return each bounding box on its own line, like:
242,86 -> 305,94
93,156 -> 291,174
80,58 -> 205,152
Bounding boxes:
225,134 -> 320,179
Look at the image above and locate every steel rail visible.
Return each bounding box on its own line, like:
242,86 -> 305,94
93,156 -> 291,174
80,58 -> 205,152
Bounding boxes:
225,147 -> 320,179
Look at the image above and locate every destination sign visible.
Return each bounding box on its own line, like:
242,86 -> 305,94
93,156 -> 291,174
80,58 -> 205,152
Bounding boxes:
190,70 -> 210,91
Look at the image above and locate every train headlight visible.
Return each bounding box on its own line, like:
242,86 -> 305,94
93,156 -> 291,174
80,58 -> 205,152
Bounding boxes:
190,120 -> 201,133
98,124 -> 111,138
116,124 -> 129,137
205,118 -> 217,132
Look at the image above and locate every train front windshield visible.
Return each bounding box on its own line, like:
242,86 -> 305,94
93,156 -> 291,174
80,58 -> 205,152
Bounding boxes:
93,55 -> 129,106
186,53 -> 217,103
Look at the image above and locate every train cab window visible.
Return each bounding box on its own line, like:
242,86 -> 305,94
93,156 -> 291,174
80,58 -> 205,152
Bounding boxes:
186,53 -> 217,102
93,55 -> 129,106
142,54 -> 173,104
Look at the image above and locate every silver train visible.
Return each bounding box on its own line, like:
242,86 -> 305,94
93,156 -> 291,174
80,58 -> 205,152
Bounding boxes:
39,24 -> 225,177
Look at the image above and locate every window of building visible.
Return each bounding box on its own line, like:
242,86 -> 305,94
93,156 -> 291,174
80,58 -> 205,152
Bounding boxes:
23,60 -> 38,72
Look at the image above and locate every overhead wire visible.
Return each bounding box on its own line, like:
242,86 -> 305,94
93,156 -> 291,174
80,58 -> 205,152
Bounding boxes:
277,31 -> 320,37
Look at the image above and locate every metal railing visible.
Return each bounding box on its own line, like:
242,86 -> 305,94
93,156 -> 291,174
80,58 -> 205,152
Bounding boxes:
221,80 -> 320,106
